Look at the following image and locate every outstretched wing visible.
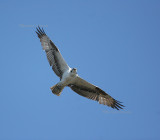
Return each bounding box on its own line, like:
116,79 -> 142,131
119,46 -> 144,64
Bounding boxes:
69,77 -> 124,110
36,26 -> 70,79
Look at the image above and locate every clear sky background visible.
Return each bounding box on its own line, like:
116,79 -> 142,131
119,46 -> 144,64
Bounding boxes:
0,0 -> 160,140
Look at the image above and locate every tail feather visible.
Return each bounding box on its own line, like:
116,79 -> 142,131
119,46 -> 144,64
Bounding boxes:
50,84 -> 64,96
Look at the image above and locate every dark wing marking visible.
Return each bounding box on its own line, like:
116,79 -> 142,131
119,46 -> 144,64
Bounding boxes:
69,77 -> 124,110
36,26 -> 70,78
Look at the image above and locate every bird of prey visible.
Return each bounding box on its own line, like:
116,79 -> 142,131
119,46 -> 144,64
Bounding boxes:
36,26 -> 124,110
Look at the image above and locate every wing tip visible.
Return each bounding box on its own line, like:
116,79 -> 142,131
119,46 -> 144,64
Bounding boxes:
111,99 -> 125,110
96,87 -> 125,110
36,25 -> 46,38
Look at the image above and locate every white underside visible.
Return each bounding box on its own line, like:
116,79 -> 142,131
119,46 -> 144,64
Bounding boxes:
59,68 -> 78,87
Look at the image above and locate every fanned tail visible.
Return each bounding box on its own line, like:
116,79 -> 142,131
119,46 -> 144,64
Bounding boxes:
50,84 -> 65,96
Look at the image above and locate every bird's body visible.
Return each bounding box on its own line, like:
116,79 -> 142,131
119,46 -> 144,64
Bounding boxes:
61,68 -> 78,86
36,26 -> 124,110
51,68 -> 78,96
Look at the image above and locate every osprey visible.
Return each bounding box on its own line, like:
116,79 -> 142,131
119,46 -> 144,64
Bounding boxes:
36,26 -> 124,110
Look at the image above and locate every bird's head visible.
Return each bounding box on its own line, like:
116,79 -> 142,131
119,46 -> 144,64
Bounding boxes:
71,68 -> 77,74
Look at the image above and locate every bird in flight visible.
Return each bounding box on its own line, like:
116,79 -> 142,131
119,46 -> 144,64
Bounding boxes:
36,26 -> 124,110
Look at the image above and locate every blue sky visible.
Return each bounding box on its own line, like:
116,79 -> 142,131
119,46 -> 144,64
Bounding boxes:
0,0 -> 160,140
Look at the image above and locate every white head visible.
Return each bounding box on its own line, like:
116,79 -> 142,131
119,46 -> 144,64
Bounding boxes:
71,68 -> 77,74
